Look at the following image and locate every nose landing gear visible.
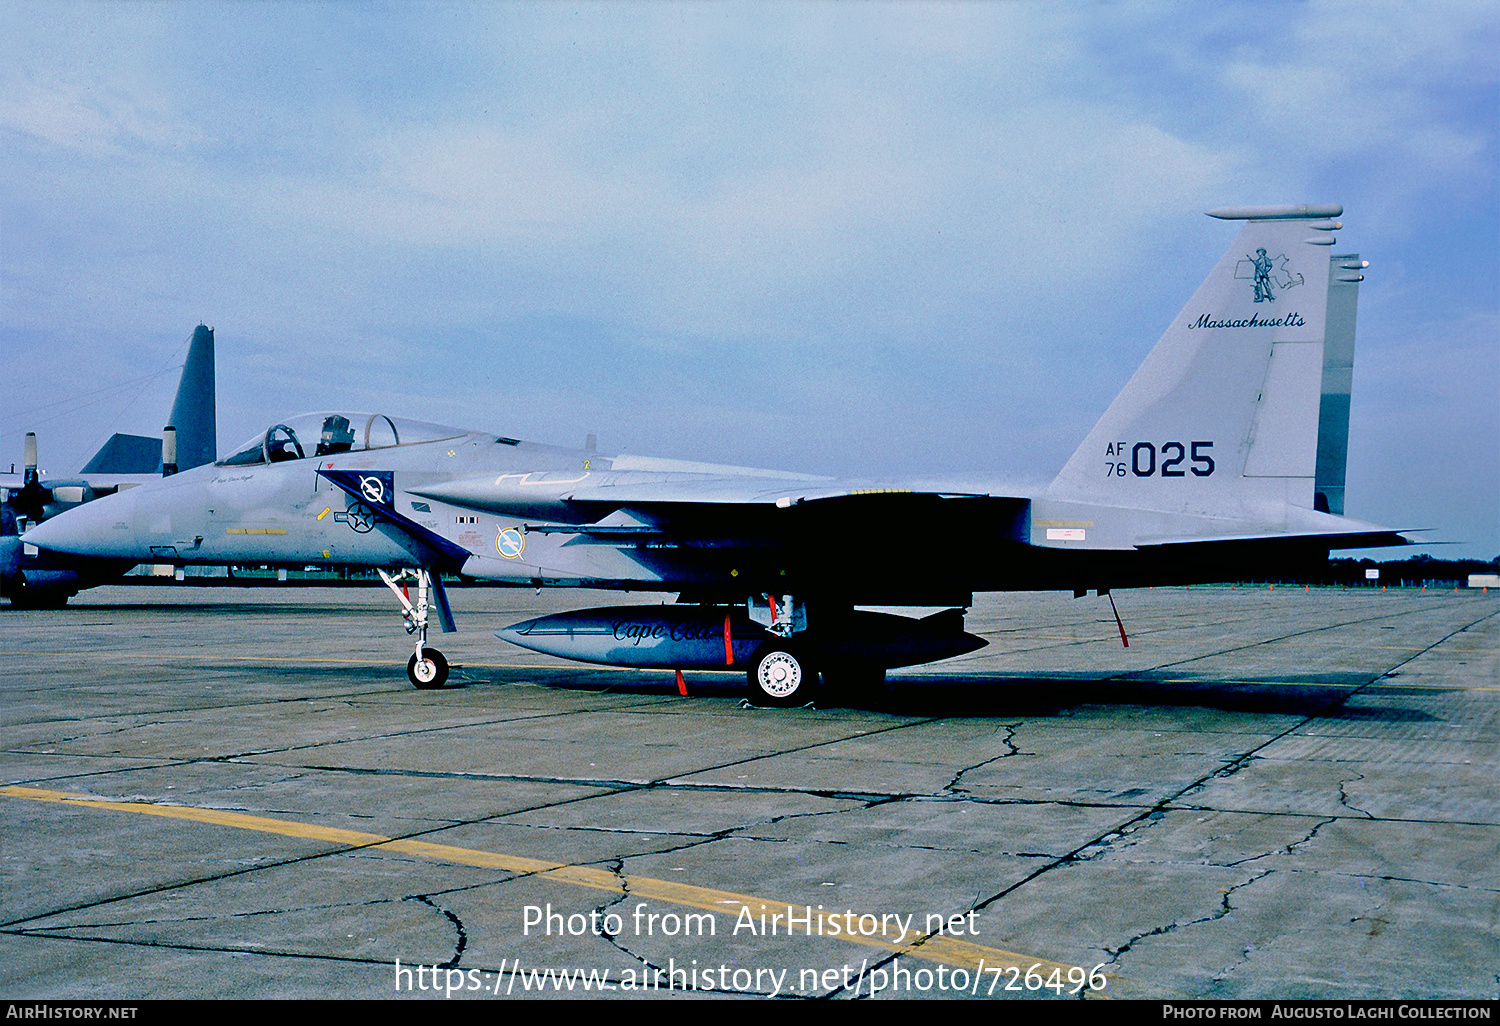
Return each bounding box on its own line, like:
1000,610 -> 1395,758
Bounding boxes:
379,568 -> 455,689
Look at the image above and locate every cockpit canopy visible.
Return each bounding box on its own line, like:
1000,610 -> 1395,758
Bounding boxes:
218,413 -> 470,467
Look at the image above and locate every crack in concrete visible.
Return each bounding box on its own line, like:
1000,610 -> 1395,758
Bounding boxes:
509,795 -> 869,846
1353,873 -> 1500,894
587,850 -> 782,999
409,893 -> 467,969
1220,816 -> 1336,868
593,858 -> 663,979
1207,751 -> 1258,782
1103,867 -> 1275,967
1336,772 -> 1375,819
943,723 -> 1023,794
12,720 -> 179,749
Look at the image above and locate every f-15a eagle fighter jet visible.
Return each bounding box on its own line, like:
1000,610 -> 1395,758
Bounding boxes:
26,206 -> 1404,702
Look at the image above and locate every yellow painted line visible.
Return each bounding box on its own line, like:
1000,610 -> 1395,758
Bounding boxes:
316,508 -> 332,521
2,784 -> 1092,983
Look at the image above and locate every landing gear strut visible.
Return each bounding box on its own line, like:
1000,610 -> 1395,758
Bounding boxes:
746,593 -> 813,706
380,568 -> 454,689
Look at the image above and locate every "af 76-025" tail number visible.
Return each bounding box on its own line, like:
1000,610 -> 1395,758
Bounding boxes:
1104,441 -> 1214,478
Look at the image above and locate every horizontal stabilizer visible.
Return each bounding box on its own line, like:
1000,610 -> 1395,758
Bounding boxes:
1207,205 -> 1343,221
80,434 -> 161,475
1137,529 -> 1411,551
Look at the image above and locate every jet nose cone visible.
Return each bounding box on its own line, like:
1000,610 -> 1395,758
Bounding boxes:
23,490 -> 140,558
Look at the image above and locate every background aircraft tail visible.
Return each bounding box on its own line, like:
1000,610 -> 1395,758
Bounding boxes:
80,325 -> 217,474
1046,205 -> 1358,520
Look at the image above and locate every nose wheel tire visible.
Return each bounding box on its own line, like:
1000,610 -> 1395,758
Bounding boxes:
749,644 -> 812,707
408,649 -> 449,689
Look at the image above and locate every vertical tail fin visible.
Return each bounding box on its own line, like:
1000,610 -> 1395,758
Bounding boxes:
1046,205 -> 1344,519
167,325 -> 216,470
78,325 -> 218,475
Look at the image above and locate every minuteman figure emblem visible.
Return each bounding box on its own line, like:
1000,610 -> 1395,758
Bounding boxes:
1250,247 -> 1275,303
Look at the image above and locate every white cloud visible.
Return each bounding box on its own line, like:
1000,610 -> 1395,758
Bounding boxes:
0,72 -> 202,158
1215,2 -> 1495,192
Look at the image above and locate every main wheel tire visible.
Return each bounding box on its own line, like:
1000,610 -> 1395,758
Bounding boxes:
6,587 -> 71,610
820,664 -> 885,698
748,643 -> 813,706
407,649 -> 449,689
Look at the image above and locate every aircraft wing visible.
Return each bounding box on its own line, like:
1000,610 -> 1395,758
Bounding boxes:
408,470 -> 1030,604
1129,503 -> 1416,551
407,470 -> 1000,518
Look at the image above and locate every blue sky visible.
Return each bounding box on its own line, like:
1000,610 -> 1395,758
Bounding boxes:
2,1 -> 1496,558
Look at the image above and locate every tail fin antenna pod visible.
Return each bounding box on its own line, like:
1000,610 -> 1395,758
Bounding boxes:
1315,254 -> 1364,515
1046,205 -> 1342,520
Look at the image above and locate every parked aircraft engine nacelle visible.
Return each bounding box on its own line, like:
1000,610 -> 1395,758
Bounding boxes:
0,531 -> 20,580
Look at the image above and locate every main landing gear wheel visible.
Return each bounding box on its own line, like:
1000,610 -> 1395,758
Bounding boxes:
6,586 -> 73,610
749,644 -> 813,707
408,649 -> 449,689
820,665 -> 885,698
